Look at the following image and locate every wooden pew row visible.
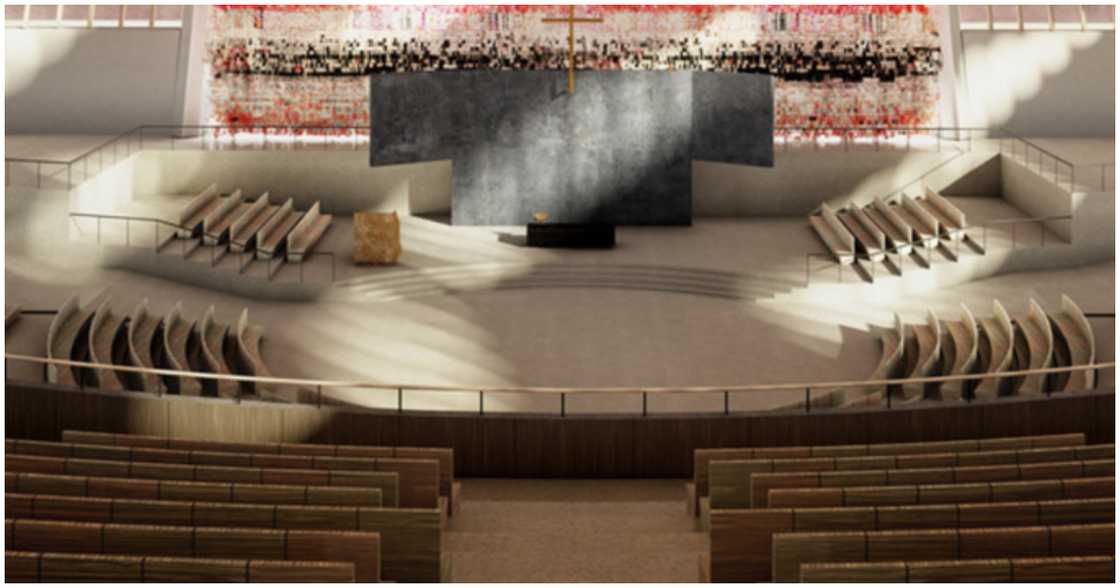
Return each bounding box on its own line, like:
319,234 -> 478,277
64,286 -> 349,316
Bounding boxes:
800,555 -> 1115,583
5,518 -> 381,582
977,299 -> 1015,399
809,203 -> 857,265
256,197 -> 301,260
6,471 -> 383,507
13,438 -> 438,511
5,454 -> 401,508
903,309 -> 941,399
88,298 -> 127,391
941,303 -> 980,399
177,183 -> 219,238
688,432 -> 1086,515
199,305 -> 238,399
64,429 -> 460,515
1016,299 -> 1055,394
771,522 -> 1114,582
202,189 -> 246,245
230,192 -> 277,253
286,201 -> 333,263
162,301 -> 201,396
1053,293 -> 1097,392
46,294 -> 93,387
126,298 -> 161,393
707,443 -> 1114,510
707,497 -> 1114,581
769,476 -> 1115,508
920,187 -> 968,243
752,459 -> 1114,508
6,550 -> 357,583
6,493 -> 444,583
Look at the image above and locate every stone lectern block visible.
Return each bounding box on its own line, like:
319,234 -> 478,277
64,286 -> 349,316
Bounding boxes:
353,212 -> 401,264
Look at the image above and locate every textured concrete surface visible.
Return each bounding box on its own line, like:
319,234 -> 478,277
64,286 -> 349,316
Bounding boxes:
444,479 -> 706,582
370,71 -> 773,225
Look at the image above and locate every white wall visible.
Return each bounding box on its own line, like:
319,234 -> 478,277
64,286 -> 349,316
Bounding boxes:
958,31 -> 1115,136
6,28 -> 184,134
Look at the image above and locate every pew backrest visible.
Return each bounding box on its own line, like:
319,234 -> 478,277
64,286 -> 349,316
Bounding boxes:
800,555 -> 1115,583
6,550 -> 357,582
767,476 -> 1116,508
178,183 -> 218,226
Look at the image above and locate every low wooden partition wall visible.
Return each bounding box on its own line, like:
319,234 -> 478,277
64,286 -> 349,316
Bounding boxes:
5,381 -> 1114,478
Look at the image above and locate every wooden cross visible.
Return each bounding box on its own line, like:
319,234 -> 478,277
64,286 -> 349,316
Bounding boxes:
541,6 -> 603,95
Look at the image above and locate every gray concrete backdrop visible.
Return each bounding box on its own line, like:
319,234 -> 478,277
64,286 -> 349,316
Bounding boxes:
370,70 -> 772,225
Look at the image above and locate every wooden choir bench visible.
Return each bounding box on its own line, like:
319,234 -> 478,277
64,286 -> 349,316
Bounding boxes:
6,551 -> 357,582
706,497 -> 1114,581
255,197 -> 302,261
809,203 -> 856,265
286,201 -> 333,263
176,183 -> 219,238
5,518 -> 381,582
768,476 -> 1116,508
799,555 -> 1115,583
229,192 -> 278,253
87,298 -> 128,391
201,189 -> 248,245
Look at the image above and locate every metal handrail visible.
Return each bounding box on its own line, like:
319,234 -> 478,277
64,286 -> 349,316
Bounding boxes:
5,352 -> 1112,397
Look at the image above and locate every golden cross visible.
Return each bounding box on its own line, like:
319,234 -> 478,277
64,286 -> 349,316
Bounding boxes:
541,6 -> 604,95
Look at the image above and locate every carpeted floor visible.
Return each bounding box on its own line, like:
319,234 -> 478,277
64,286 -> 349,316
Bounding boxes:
444,479 -> 707,582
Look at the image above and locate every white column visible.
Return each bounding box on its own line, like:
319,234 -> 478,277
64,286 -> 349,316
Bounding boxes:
172,5 -> 210,132
932,6 -> 964,137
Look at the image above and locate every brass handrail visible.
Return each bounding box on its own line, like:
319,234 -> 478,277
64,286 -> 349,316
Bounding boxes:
5,352 -> 1112,397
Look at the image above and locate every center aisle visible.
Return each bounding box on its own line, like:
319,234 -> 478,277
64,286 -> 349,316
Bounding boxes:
444,479 -> 707,582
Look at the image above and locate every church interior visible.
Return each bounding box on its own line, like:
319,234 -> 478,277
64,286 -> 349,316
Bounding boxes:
2,3 -> 1117,583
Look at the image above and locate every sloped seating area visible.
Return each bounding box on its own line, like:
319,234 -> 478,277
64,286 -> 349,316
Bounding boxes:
809,186 -> 972,280
44,296 -> 275,399
6,431 -> 459,582
693,432 -> 1116,583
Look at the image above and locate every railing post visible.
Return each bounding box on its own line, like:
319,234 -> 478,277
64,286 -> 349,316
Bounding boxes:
804,387 -> 810,412
397,387 -> 403,413
479,390 -> 484,415
317,384 -> 322,408
561,392 -> 566,417
723,390 -> 730,415
642,391 -> 648,417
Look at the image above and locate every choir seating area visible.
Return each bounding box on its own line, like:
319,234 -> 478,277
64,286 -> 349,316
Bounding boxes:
5,430 -> 461,582
46,295 -> 277,399
690,432 -> 1116,583
809,186 -> 973,280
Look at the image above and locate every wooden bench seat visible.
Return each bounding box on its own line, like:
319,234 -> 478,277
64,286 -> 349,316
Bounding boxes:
8,438 -> 440,509
688,433 -> 1086,516
229,192 -> 278,252
255,198 -> 302,260
161,302 -> 200,396
918,187 -> 968,242
199,306 -> 237,399
1052,294 -> 1097,392
889,195 -> 939,249
126,299 -> 161,393
866,197 -> 914,255
286,201 -> 333,263
46,295 -> 96,387
904,309 -> 942,399
65,430 -> 460,515
809,203 -> 856,265
1016,299 -> 1055,394
6,493 -> 442,582
5,518 -> 382,582
767,476 -> 1115,508
7,471 -> 384,507
771,522 -> 1114,582
709,497 -> 1114,581
707,444 -> 1113,510
941,304 -> 980,399
800,555 -> 1115,583
201,190 -> 246,245
87,299 -> 127,391
837,207 -> 885,262
6,550 -> 357,582
6,454 -> 402,508
977,300 -> 1015,399
750,459 -> 1114,508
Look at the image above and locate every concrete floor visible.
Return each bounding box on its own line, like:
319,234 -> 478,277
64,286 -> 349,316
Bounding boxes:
445,479 -> 705,582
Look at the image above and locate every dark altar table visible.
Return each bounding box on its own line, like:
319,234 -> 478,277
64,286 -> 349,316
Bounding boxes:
526,223 -> 616,248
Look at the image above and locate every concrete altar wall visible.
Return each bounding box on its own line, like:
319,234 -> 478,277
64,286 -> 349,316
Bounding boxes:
370,70 -> 772,225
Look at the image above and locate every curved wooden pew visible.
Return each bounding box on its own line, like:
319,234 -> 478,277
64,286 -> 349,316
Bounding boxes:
842,313 -> 905,407
771,522 -> 1114,582
688,433 -> 1086,516
709,497 -> 1114,581
837,206 -> 885,263
162,302 -> 201,396
287,201 -> 333,263
6,494 -> 442,582
708,444 -> 1113,510
8,439 -> 439,509
230,192 -> 278,252
941,303 -> 979,399
800,555 -> 1115,583
809,203 -> 856,265
6,453 -> 402,508
5,518 -> 381,582
256,198 -> 302,261
768,476 -> 1116,508
976,300 -> 1015,399
6,550 -> 357,582
1052,294 -> 1097,392
749,459 -> 1114,508
87,299 -> 127,391
46,295 -> 95,387
1016,299 -> 1055,394
7,471 -> 384,507
903,309 -> 941,399
125,299 -> 161,393
199,306 -> 237,399
866,197 -> 914,256
64,430 -> 459,515
176,183 -> 219,238
235,308 -> 272,387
